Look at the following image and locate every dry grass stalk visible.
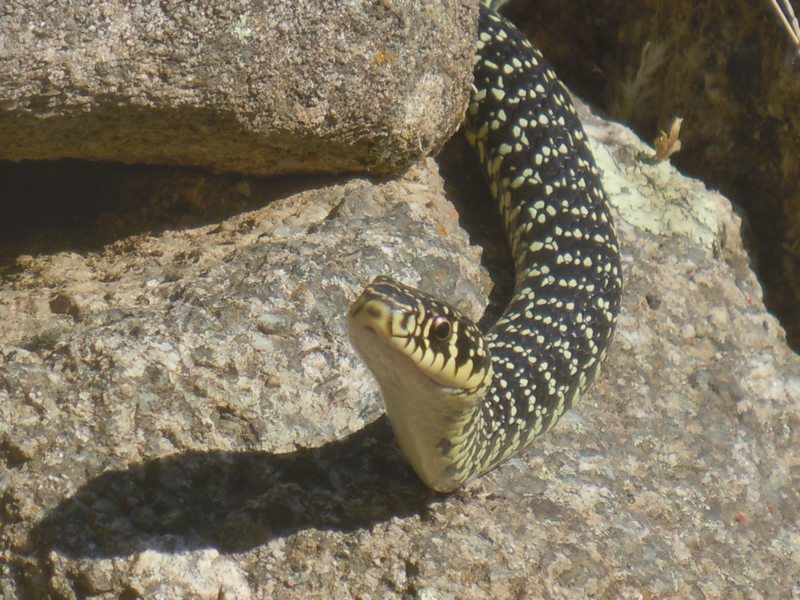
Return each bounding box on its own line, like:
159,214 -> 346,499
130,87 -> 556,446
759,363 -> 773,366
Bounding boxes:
768,0 -> 800,53
653,117 -> 683,161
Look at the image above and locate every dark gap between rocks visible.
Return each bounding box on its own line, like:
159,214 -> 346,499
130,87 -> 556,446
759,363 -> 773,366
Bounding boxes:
0,159 -> 341,274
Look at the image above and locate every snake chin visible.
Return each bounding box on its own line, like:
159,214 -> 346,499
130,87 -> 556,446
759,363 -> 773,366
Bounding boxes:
348,316 -> 462,397
348,310 -> 477,490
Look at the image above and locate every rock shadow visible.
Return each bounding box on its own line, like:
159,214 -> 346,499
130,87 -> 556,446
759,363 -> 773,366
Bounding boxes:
0,159 -> 344,269
31,416 -> 440,559
438,135 -> 515,330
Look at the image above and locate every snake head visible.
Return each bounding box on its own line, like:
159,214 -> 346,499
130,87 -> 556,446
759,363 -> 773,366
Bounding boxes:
348,276 -> 493,398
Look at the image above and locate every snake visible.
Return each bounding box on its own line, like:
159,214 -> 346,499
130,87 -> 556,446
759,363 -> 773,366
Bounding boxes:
347,2 -> 622,492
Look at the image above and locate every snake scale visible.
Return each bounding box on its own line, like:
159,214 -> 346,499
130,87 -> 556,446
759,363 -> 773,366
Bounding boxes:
348,2 -> 622,492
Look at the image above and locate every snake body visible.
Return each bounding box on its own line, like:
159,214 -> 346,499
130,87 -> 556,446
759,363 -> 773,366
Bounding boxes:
348,4 -> 622,492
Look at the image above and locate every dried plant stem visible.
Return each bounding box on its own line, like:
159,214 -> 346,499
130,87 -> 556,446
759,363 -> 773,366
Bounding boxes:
768,0 -> 800,52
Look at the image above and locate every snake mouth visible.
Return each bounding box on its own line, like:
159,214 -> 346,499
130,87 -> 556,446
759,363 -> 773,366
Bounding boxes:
349,298 -> 442,384
348,294 -> 489,395
350,321 -> 464,398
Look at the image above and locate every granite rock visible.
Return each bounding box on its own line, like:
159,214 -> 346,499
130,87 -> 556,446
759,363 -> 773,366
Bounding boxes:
1,106 -> 799,598
0,0 -> 475,176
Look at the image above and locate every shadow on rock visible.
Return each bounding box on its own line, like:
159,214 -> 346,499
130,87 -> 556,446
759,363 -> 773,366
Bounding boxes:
438,135 -> 514,331
31,417 -> 439,558
0,159 -> 346,268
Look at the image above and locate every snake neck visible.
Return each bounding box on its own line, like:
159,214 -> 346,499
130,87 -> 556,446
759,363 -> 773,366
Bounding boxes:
379,376 -> 485,492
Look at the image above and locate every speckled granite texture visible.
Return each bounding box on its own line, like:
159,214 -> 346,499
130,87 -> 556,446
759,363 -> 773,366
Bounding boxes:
0,0 -> 475,176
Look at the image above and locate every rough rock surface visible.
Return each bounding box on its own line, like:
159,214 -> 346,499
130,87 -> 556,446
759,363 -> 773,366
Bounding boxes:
0,0 -> 475,176
2,104 -> 800,597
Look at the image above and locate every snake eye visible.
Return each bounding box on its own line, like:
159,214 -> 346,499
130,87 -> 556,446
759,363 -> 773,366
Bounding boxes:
432,317 -> 452,342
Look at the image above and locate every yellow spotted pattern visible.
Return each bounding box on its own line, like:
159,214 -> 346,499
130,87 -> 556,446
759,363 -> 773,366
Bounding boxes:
354,4 -> 622,488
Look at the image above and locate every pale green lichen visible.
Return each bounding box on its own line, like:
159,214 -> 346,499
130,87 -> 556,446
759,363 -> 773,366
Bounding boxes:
590,137 -> 720,250
233,11 -> 252,41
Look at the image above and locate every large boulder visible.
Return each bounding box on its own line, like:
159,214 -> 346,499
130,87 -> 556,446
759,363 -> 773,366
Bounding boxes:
1,97 -> 798,596
0,1 -> 475,176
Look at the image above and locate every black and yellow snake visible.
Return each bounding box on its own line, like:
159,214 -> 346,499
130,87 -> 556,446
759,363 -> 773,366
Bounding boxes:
348,3 -> 622,492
